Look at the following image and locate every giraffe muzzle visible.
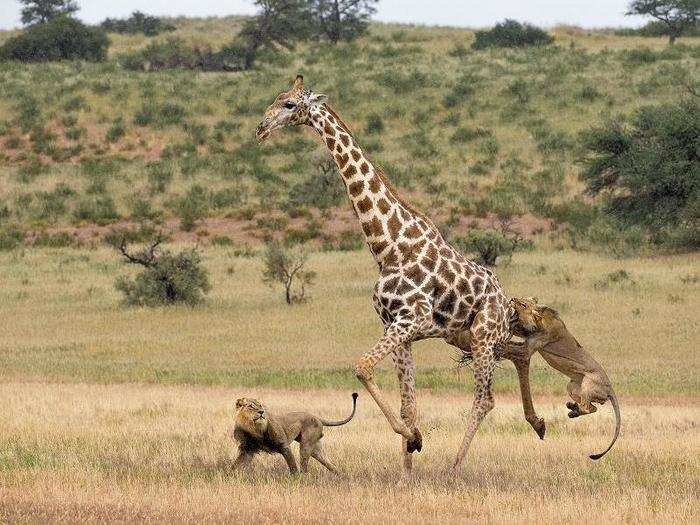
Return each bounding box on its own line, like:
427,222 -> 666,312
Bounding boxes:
255,122 -> 270,142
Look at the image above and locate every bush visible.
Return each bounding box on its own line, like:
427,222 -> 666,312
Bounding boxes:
119,38 -> 243,72
579,99 -> 699,250
113,237 -> 211,307
33,231 -> 76,248
365,113 -> 385,135
0,225 -> 24,251
170,185 -> 209,231
286,159 -> 345,210
101,11 -> 175,36
73,196 -> 120,225
472,19 -> 553,50
0,17 -> 109,62
453,229 -> 521,266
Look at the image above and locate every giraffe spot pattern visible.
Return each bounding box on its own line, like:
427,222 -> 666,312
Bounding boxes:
348,180 -> 364,197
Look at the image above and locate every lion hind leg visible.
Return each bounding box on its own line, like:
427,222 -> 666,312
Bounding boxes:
311,443 -> 337,473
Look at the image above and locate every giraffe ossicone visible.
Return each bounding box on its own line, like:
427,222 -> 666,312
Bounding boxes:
257,75 -> 514,478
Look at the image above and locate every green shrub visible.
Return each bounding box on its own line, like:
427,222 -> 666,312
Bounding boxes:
505,78 -> 531,103
33,231 -> 76,248
119,37 -> 243,72
33,184 -> 75,223
73,196 -> 120,225
134,102 -> 187,127
0,17 -> 108,62
105,118 -> 126,143
451,126 -> 491,144
579,99 -> 699,250
452,229 -> 520,266
365,113 -> 385,135
0,225 -> 24,251
146,160 -> 173,194
472,19 -> 553,50
129,197 -> 162,222
170,185 -> 209,231
113,238 -> 211,307
287,160 -> 345,210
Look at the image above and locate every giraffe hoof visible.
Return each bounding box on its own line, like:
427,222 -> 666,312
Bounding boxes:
534,418 -> 546,440
566,401 -> 577,410
406,428 -> 423,453
567,410 -> 579,419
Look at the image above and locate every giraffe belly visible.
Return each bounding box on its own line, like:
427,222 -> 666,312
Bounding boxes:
373,261 -> 510,343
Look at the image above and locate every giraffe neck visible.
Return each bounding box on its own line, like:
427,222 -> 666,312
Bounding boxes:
307,104 -> 444,268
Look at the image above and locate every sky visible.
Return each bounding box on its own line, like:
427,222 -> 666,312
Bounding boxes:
0,0 -> 647,31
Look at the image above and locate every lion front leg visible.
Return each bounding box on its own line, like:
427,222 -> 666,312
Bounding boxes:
280,445 -> 300,474
231,450 -> 254,472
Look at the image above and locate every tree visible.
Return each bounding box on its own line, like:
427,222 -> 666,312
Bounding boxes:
262,240 -> 316,304
236,0 -> 312,70
308,0 -> 378,44
579,99 -> 699,249
627,1 -> 700,44
19,0 -> 78,26
0,17 -> 109,62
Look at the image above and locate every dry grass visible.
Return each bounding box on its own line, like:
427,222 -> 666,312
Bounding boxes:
1,383 -> 697,523
1,247 -> 697,395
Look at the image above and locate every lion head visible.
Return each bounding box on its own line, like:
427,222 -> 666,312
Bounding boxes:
235,397 -> 269,438
510,297 -> 559,335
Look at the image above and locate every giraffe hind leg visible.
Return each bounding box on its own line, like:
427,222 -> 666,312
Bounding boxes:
452,313 -> 498,476
394,343 -> 420,483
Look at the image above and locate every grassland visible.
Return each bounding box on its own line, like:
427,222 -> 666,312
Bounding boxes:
1,246 -> 698,395
1,385 -> 697,523
0,17 -> 699,524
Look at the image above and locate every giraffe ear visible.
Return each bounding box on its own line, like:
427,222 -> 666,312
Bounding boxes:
309,92 -> 327,106
293,75 -> 304,90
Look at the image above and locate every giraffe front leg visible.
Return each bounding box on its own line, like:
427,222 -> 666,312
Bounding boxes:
355,323 -> 418,443
394,343 -> 420,483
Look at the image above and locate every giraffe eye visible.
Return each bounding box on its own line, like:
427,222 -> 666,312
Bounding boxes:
284,101 -> 296,109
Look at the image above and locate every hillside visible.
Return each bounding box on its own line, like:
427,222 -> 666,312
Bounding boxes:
0,18 -> 698,247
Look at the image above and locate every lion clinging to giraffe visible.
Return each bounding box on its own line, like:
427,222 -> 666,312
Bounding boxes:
256,75 -> 514,480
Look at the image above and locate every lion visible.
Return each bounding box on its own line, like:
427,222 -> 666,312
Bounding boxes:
232,393 -> 358,474
507,297 -> 621,460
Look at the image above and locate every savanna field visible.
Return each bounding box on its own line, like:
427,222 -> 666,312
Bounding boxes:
1,17 -> 699,524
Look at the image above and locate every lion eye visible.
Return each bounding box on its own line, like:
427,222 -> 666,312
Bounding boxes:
284,101 -> 296,109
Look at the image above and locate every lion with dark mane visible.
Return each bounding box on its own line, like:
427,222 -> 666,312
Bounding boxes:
232,393 -> 358,474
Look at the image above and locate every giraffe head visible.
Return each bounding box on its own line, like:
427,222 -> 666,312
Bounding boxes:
256,75 -> 327,142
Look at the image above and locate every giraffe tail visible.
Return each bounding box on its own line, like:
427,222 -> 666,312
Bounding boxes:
319,393 -> 358,427
589,390 -> 620,460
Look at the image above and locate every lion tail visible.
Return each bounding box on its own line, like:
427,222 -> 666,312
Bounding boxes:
320,393 -> 358,427
589,390 -> 621,460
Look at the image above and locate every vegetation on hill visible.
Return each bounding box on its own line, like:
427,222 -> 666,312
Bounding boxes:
472,19 -> 553,49
0,17 -> 698,255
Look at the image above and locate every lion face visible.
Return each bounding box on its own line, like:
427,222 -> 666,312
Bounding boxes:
510,297 -> 541,335
235,397 -> 269,436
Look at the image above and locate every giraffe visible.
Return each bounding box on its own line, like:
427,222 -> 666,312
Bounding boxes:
256,75 -> 514,479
